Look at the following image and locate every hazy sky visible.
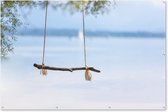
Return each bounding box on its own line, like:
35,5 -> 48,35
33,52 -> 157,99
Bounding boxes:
20,0 -> 166,32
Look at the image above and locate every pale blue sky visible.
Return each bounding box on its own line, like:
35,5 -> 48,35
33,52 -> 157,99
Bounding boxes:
20,0 -> 165,32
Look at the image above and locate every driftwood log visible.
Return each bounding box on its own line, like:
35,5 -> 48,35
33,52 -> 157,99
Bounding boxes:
34,63 -> 100,73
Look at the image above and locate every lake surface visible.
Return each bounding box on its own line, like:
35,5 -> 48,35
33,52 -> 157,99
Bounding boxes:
1,36 -> 166,110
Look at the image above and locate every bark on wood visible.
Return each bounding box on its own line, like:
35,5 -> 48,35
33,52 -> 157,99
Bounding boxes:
33,63 -> 101,73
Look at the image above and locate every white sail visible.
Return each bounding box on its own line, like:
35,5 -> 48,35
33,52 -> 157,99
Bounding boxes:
78,30 -> 84,41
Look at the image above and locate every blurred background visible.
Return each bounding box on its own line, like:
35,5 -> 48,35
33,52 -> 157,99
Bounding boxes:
1,0 -> 166,110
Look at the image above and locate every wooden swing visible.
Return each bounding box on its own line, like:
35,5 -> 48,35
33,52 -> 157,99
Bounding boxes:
34,1 -> 100,81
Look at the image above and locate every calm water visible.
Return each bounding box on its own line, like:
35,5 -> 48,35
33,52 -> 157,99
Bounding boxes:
1,36 -> 166,109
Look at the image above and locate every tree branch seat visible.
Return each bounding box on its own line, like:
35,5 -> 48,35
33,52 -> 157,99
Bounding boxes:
33,63 -> 101,73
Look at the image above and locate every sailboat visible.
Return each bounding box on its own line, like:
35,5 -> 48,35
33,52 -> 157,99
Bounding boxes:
78,30 -> 84,41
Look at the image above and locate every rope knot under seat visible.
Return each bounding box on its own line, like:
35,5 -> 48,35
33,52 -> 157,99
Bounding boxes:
41,64 -> 47,76
85,66 -> 92,81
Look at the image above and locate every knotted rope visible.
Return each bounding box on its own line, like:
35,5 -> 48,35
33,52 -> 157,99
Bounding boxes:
82,4 -> 91,81
41,1 -> 48,76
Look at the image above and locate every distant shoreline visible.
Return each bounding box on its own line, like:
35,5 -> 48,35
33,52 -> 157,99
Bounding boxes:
16,29 -> 165,38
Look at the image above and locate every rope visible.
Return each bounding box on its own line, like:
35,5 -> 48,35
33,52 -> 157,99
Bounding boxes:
41,1 -> 48,75
82,5 -> 87,68
42,1 -> 48,66
82,4 -> 91,81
